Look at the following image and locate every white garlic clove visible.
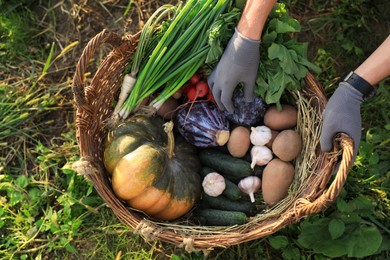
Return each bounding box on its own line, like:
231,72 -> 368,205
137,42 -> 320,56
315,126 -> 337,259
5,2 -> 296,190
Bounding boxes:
250,125 -> 272,146
238,176 -> 261,203
250,145 -> 273,169
202,172 -> 226,197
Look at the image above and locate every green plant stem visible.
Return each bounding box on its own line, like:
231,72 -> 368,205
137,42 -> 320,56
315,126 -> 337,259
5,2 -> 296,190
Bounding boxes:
119,0 -> 231,117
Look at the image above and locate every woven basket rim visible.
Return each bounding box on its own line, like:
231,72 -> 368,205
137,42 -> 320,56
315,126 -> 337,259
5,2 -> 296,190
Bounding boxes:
71,29 -> 354,252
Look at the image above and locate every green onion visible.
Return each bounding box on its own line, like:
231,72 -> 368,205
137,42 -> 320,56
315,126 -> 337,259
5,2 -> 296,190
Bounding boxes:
118,0 -> 232,119
112,4 -> 176,117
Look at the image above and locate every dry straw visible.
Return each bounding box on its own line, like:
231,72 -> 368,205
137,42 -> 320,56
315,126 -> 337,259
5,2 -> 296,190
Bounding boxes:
71,29 -> 354,252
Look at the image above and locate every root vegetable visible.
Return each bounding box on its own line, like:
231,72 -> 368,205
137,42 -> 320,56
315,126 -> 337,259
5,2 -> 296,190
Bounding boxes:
262,159 -> 295,206
172,90 -> 183,99
272,129 -> 302,161
189,73 -> 200,85
156,96 -> 179,119
184,80 -> 210,101
113,74 -> 136,116
263,104 -> 298,130
227,126 -> 251,158
265,129 -> 279,149
195,80 -> 209,98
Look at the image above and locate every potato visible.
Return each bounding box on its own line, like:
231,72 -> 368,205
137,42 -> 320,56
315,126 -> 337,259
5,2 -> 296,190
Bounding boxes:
227,126 -> 251,158
265,129 -> 279,149
262,159 -> 295,206
272,130 -> 302,161
263,104 -> 298,130
156,97 -> 179,119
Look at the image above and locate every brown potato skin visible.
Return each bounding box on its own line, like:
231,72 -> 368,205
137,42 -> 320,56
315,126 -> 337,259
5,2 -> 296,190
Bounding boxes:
265,129 -> 279,149
263,104 -> 298,130
156,97 -> 179,120
227,126 -> 251,158
272,130 -> 302,161
262,159 -> 295,206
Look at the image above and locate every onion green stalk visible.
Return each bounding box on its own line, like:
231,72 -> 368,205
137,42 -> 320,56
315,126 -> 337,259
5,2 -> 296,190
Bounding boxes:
112,4 -> 176,117
118,0 -> 232,119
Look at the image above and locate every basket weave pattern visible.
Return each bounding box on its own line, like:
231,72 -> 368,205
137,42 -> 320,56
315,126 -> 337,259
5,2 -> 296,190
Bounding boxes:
72,29 -> 354,252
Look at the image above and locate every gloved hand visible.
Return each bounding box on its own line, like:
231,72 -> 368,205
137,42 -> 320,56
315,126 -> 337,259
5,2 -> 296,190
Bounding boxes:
320,82 -> 363,161
208,28 -> 260,113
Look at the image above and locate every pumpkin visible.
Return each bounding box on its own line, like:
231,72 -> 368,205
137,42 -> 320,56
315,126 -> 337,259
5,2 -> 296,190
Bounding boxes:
103,115 -> 202,220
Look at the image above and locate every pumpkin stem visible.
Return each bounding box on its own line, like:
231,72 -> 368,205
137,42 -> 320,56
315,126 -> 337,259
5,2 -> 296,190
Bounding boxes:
163,121 -> 175,159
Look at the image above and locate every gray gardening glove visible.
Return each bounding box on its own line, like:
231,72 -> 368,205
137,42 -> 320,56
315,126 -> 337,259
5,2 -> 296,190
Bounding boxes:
208,28 -> 260,113
320,82 -> 363,162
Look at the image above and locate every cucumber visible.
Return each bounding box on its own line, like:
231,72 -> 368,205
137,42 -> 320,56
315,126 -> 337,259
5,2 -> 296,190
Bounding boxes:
223,179 -> 242,201
200,167 -> 242,200
199,149 -> 253,182
200,166 -> 214,178
201,194 -> 256,216
195,208 -> 248,226
200,150 -> 265,182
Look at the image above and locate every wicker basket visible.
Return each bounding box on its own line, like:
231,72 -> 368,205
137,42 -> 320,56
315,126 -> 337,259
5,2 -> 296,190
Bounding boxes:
71,29 -> 354,252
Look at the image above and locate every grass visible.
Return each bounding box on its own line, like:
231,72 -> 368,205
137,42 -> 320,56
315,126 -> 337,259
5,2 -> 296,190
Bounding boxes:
0,0 -> 389,259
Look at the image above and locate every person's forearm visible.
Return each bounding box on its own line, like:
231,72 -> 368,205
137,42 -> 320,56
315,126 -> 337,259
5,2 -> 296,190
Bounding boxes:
355,35 -> 390,86
237,0 -> 277,41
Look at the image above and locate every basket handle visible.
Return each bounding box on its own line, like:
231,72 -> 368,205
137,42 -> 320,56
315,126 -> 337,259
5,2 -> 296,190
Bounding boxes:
299,133 -> 354,216
72,29 -> 122,107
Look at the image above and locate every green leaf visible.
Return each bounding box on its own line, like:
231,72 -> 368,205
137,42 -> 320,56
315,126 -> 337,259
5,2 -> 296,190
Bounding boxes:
28,188 -> 43,202
268,42 -> 285,60
262,30 -> 277,47
60,236 -> 78,254
282,246 -> 301,260
9,190 -> 24,206
268,235 -> 289,249
275,17 -> 301,33
15,175 -> 29,188
295,64 -> 308,79
171,255 -> 182,260
265,71 -> 290,104
368,152 -> 380,165
206,45 -> 223,64
287,42 -> 308,56
328,219 -> 345,240
298,218 -> 347,257
268,43 -> 298,75
346,225 -> 382,258
297,56 -> 321,74
255,76 -> 268,98
336,198 -> 350,212
347,195 -> 376,216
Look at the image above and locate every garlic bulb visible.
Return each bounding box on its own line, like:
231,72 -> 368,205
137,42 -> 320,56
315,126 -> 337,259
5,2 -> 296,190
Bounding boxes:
250,145 -> 273,169
238,176 -> 261,203
202,172 -> 226,197
250,126 -> 272,146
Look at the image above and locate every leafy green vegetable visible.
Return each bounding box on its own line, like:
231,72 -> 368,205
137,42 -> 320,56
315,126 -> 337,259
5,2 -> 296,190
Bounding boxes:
206,9 -> 240,64
200,2 -> 320,107
255,3 -> 321,106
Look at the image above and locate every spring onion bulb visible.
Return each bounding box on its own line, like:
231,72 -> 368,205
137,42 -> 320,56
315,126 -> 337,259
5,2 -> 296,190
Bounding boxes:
113,74 -> 136,115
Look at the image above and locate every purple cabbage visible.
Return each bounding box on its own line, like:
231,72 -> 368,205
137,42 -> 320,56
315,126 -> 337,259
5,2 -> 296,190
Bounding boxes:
176,102 -> 230,148
223,89 -> 267,126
